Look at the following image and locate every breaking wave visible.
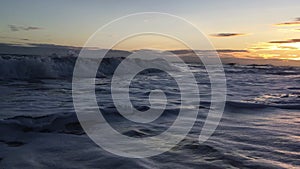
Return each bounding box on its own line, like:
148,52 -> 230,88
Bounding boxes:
0,54 -> 176,80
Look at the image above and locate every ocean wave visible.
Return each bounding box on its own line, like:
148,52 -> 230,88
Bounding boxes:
224,65 -> 300,76
0,112 -> 84,135
225,101 -> 300,110
0,54 -> 176,80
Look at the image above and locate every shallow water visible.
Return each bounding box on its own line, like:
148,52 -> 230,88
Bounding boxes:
0,56 -> 299,168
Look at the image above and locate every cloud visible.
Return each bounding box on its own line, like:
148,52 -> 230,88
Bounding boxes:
278,46 -> 298,50
8,25 -> 43,32
249,47 -> 267,50
269,39 -> 300,44
0,36 -> 30,41
216,49 -> 248,53
168,49 -> 248,55
24,43 -> 83,50
275,17 -> 300,26
210,33 -> 246,37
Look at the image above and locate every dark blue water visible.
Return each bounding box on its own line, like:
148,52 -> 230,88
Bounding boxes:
0,55 -> 299,168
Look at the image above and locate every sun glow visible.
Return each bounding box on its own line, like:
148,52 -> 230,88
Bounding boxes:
280,42 -> 300,50
247,42 -> 300,60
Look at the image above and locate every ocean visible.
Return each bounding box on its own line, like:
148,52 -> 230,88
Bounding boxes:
0,54 -> 299,168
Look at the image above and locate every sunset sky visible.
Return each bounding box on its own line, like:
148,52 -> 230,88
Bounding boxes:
1,0 -> 300,60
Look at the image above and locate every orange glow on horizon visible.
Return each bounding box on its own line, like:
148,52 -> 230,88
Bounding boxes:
246,41 -> 300,60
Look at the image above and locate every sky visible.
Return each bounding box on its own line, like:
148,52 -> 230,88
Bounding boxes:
1,0 -> 300,60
